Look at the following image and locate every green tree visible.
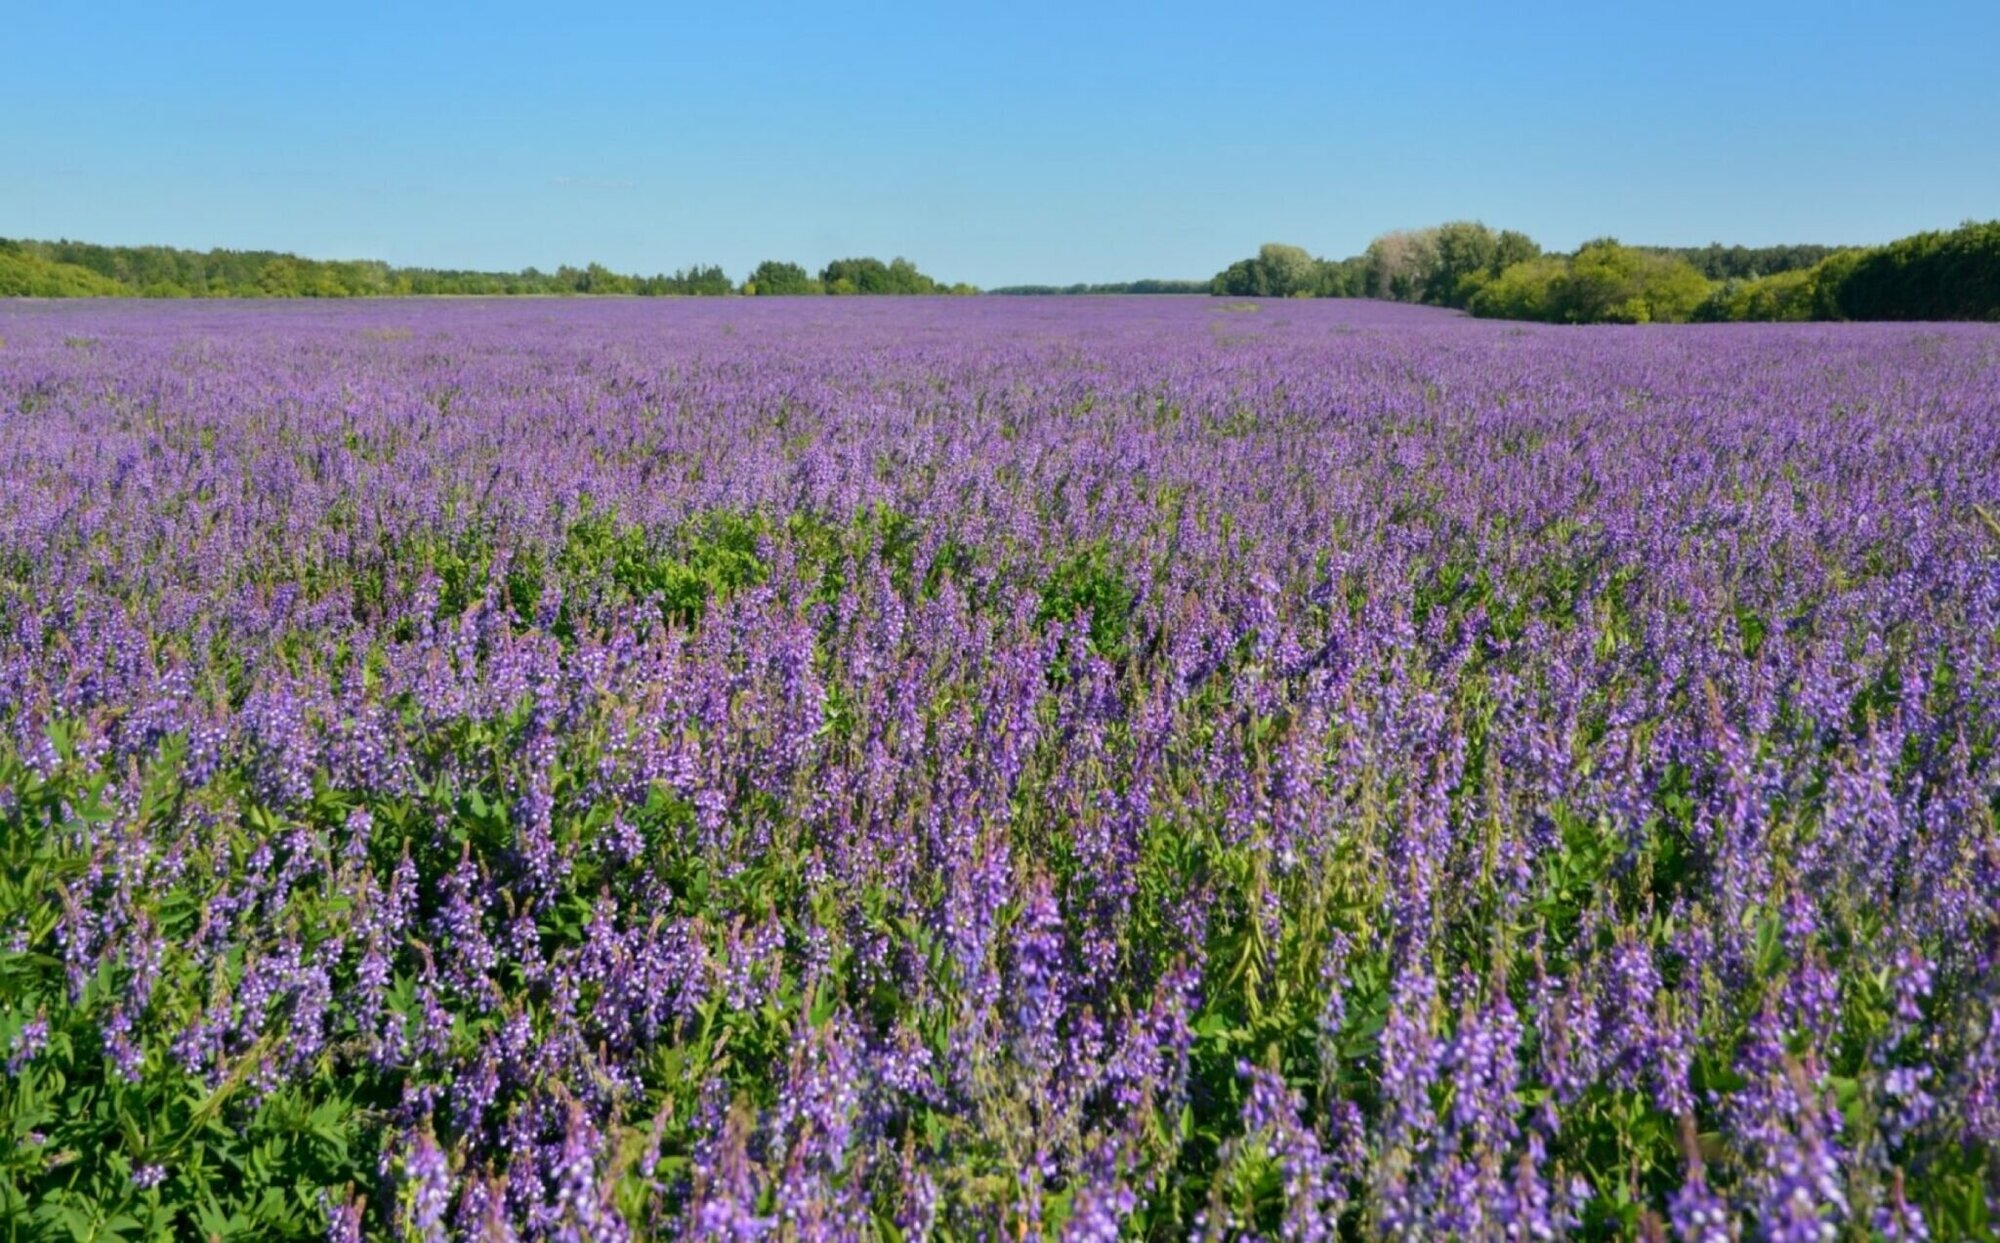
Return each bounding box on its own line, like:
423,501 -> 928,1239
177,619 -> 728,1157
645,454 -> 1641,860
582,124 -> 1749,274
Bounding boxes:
744,260 -> 818,295
673,265 -> 732,296
820,257 -> 890,294
1209,244 -> 1323,297
1694,268 -> 1820,322
1466,256 -> 1566,321
1552,240 -> 1711,323
1808,249 -> 1868,320
255,257 -> 308,297
885,257 -> 937,294
1312,256 -> 1367,297
1425,221 -> 1499,306
1825,220 -> 2000,320
1210,258 -> 1265,297
0,249 -> 129,296
1256,243 -> 1317,297
1362,228 -> 1440,301
818,256 -> 944,295
1650,242 -> 1844,281
1493,230 -> 1541,272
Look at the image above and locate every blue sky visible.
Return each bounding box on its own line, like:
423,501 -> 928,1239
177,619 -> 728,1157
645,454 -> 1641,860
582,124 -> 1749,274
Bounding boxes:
5,0 -> 1997,286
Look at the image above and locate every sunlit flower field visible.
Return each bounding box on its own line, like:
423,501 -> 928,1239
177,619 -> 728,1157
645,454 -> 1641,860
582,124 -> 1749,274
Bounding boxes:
2,298 -> 1996,1239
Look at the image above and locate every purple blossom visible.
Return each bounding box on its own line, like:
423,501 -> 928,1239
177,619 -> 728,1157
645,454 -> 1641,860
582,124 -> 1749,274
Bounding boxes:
395,1127 -> 453,1243
7,1016 -> 49,1075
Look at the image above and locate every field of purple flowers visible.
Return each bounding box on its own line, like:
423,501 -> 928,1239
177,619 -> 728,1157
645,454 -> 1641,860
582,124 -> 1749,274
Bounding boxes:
1,296 -> 1997,1240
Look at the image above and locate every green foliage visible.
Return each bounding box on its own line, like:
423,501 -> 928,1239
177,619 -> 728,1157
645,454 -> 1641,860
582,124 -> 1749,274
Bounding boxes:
1466,256 -> 1567,321
1208,226 -> 1535,306
1825,219 -> 2000,321
8,239 -> 407,298
1255,244 -> 1317,298
818,256 -> 952,295
0,251 -> 130,297
0,744 -> 377,1238
14,219 -> 1997,319
1036,549 -> 1137,662
0,239 -> 748,300
1469,242 -> 1713,324
1492,228 -> 1542,273
1694,267 -> 1820,322
1470,221 -> 1998,325
1,237 -> 709,299
1205,218 -> 1995,324
1807,249 -> 1869,320
1425,220 -> 1501,307
555,262 -> 639,295
1310,255 -> 1368,298
1209,260 -> 1256,298
1404,222 -> 1542,308
556,506 -> 770,629
634,265 -> 734,297
1210,244 -> 1325,299
0,237 -> 985,301
1557,240 -> 1713,323
1363,228 -> 1440,301
1642,242 -> 1844,281
743,260 -> 820,296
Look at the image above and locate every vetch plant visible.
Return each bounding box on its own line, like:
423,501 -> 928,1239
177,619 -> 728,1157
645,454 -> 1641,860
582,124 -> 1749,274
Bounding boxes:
0,296 -> 1995,1238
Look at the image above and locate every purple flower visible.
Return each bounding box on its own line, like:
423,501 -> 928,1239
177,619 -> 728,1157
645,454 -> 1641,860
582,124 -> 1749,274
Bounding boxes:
7,1016 -> 49,1075
396,1127 -> 453,1243
324,1191 -> 366,1243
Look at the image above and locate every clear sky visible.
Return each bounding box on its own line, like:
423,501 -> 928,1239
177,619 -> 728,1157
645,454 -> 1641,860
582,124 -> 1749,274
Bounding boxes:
5,0 -> 1997,287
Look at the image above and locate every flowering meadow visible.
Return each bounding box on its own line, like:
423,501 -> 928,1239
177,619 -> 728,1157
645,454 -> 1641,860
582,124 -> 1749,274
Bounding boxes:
2,297 -> 1998,1240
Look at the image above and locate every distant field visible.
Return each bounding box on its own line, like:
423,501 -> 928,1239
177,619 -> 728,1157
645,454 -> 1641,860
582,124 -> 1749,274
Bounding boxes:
2,298 -> 1997,1239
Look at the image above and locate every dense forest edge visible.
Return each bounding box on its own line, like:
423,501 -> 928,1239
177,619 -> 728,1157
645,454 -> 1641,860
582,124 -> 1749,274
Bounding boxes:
1209,219 -> 2000,323
5,220 -> 1998,321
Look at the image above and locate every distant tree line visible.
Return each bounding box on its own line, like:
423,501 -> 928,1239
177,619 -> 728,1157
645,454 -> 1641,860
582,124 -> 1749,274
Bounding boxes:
1640,243 -> 1846,282
986,280 -> 1210,296
1211,228 -> 1544,304
1209,220 -> 2000,323
736,258 -> 976,296
0,238 -> 972,298
11,226 -> 1995,318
